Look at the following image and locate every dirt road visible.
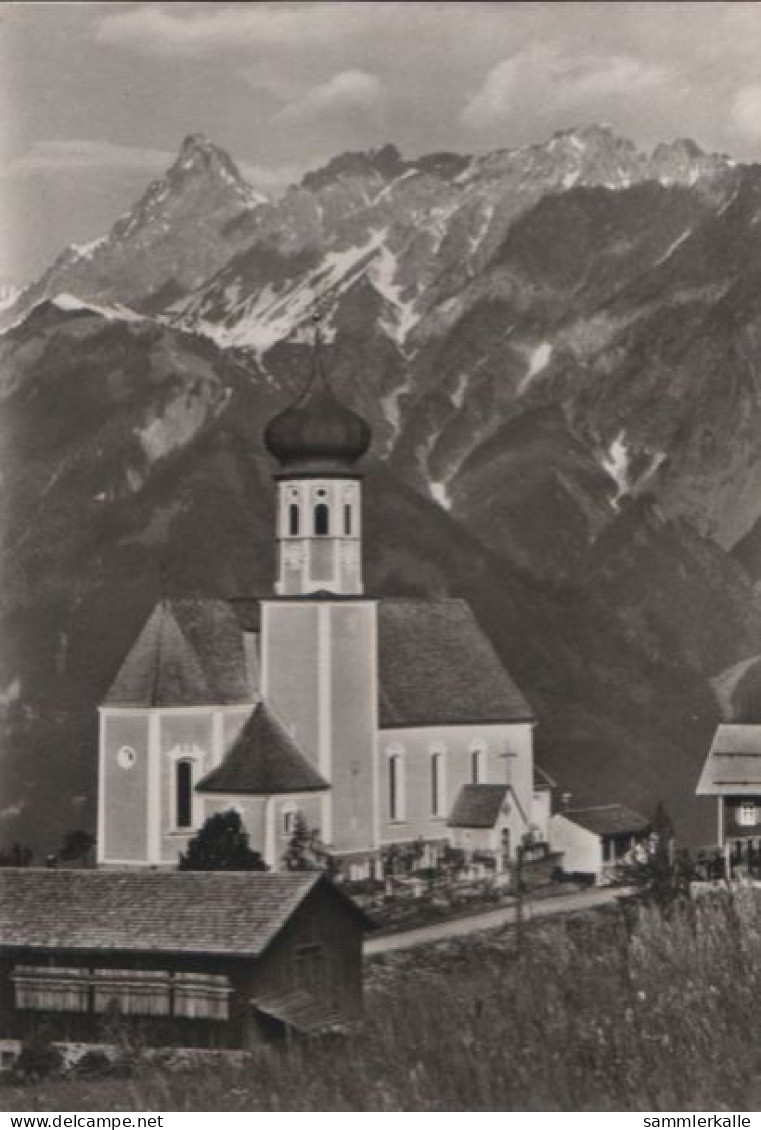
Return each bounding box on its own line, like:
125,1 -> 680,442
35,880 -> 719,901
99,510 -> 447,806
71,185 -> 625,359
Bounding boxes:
365,886 -> 626,955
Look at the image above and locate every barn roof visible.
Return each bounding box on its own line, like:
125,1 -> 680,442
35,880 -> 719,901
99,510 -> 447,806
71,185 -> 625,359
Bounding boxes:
377,599 -> 533,727
0,870 -> 368,958
448,784 -> 510,828
560,804 -> 649,838
696,724 -> 761,795
196,703 -> 328,795
104,599 -> 253,707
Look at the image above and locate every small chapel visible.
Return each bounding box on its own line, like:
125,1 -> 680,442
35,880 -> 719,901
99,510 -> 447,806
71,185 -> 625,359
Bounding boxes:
97,332 -> 548,877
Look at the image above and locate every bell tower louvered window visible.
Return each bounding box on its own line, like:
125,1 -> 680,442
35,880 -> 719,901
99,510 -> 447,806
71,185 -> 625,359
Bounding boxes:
314,502 -> 329,536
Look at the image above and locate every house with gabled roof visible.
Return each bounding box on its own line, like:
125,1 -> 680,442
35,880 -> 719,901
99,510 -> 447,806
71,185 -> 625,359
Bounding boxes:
98,329 -> 543,877
0,868 -> 371,1050
696,724 -> 761,874
549,804 -> 649,882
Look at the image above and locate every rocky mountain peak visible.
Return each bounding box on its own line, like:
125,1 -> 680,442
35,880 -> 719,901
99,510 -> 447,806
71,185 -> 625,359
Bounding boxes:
301,143 -> 408,191
168,133 -> 249,187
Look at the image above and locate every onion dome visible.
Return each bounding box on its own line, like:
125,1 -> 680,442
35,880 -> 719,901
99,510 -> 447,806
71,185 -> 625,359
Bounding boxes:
264,321 -> 372,473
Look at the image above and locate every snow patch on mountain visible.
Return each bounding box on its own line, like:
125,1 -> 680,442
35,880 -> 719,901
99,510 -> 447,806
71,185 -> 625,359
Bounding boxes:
429,481 -> 453,510
52,293 -> 142,322
186,231 -> 386,356
0,283 -> 22,313
469,205 -> 495,254
381,373 -> 412,438
602,431 -> 630,507
654,229 -> 692,266
518,342 -> 553,394
451,371 -> 470,409
369,236 -> 421,344
71,234 -> 108,261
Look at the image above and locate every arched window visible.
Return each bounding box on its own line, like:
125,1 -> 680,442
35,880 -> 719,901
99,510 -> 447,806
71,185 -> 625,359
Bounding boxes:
288,503 -> 300,536
282,802 -> 299,837
344,504 -> 352,536
471,747 -> 483,785
430,751 -> 444,816
314,503 -> 329,536
176,759 -> 193,829
388,754 -> 404,822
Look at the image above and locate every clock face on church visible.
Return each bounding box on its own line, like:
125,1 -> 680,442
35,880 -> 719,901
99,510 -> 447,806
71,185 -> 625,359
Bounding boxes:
117,746 -> 136,770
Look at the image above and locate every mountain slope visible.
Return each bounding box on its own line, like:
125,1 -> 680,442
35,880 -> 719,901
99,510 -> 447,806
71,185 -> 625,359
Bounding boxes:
2,127 -> 759,854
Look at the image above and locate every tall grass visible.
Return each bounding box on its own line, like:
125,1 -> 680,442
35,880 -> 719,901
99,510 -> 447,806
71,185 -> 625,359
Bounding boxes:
6,892 -> 761,1111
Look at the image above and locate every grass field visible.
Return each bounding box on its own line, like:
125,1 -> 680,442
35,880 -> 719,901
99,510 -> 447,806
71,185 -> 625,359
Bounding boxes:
4,891 -> 761,1112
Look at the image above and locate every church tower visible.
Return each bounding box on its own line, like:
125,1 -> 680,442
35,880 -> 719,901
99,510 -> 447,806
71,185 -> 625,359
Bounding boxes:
259,323 -> 379,858
263,322 -> 371,596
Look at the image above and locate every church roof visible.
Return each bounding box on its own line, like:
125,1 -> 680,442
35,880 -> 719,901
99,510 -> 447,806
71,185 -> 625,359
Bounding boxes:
696,724 -> 761,795
377,599 -> 533,727
448,784 -> 510,828
104,598 -> 253,707
0,870 -> 368,958
103,596 -> 533,727
196,702 -> 328,795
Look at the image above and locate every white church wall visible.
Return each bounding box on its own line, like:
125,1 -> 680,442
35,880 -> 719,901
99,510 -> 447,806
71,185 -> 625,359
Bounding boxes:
99,710 -> 150,865
377,722 -> 534,847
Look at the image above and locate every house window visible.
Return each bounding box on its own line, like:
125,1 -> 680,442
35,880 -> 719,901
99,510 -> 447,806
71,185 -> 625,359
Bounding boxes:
431,751 -> 444,817
739,801 -> 758,826
471,747 -> 484,785
92,969 -> 171,1017
176,759 -> 193,829
344,504 -> 352,536
389,753 -> 404,821
314,503 -> 329,536
12,966 -> 89,1013
173,972 -> 231,1020
288,503 -> 300,536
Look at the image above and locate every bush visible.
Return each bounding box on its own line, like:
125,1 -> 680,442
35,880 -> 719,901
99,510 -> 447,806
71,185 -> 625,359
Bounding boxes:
14,1028 -> 63,1080
71,1049 -> 114,1077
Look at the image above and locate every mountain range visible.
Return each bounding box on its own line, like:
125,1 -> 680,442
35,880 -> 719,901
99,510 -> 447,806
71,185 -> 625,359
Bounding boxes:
3,124 -> 761,853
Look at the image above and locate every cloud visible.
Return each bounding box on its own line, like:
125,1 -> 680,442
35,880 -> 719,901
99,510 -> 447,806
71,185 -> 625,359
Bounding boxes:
730,84 -> 761,142
1,140 -> 174,180
275,70 -> 383,126
462,44 -> 670,132
95,2 -> 379,56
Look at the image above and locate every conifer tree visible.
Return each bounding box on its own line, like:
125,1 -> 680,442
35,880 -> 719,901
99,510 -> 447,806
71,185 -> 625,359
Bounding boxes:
179,810 -> 268,871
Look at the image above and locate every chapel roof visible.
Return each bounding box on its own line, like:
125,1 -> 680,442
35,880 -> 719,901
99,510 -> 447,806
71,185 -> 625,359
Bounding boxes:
196,702 -> 328,795
696,724 -> 761,795
558,804 -> 649,838
448,784 -> 511,828
0,870 -> 369,958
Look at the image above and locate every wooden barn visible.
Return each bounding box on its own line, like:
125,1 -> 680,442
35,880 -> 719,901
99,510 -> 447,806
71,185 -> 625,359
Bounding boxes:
0,869 -> 371,1051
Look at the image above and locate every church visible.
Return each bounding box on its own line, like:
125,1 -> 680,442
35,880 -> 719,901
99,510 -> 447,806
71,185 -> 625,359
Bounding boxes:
97,332 -> 548,877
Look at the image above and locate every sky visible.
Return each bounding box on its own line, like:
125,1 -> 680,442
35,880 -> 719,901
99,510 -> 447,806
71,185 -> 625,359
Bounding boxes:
2,1 -> 761,281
